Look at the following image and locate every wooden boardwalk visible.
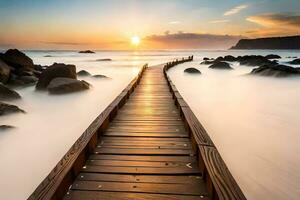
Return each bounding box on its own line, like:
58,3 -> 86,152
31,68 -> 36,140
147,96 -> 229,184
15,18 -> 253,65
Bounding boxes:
64,66 -> 208,200
29,57 -> 245,200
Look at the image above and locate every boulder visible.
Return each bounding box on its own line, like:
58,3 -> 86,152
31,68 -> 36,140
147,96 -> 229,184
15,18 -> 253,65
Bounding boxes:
96,58 -> 112,61
78,50 -> 95,54
251,64 -> 300,77
19,76 -> 38,84
92,74 -> 108,78
265,54 -> 281,59
221,55 -> 237,62
0,125 -> 14,130
47,78 -> 90,94
200,60 -> 215,65
209,62 -> 233,70
0,84 -> 21,100
0,49 -> 33,69
0,102 -> 25,116
0,58 -> 11,84
203,57 -> 210,61
184,68 -> 201,74
36,63 -> 77,90
77,70 -> 91,76
288,58 -> 300,65
237,55 -> 275,67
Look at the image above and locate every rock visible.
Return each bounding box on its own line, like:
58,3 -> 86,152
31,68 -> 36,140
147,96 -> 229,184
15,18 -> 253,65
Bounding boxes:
251,64 -> 300,77
44,55 -> 53,57
184,68 -> 201,74
19,76 -> 38,84
0,125 -> 14,130
47,78 -> 90,94
96,58 -> 112,61
79,50 -> 95,54
203,57 -> 210,61
0,58 -> 11,84
209,62 -> 233,70
0,84 -> 21,100
77,70 -> 91,76
288,58 -> 300,65
34,64 -> 45,71
222,55 -> 237,62
200,60 -> 215,65
0,49 -> 34,69
286,56 -> 297,58
237,55 -> 275,67
36,63 -> 77,90
265,54 -> 281,59
92,74 -> 108,78
0,102 -> 25,116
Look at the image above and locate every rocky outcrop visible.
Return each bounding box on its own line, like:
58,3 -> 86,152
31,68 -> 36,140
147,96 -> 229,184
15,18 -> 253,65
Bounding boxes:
77,70 -> 91,76
36,63 -> 77,89
0,84 -> 21,100
209,62 -> 233,70
0,49 -> 45,87
96,58 -> 112,61
0,102 -> 25,116
0,125 -> 14,130
92,74 -> 108,78
265,54 -> 281,59
288,58 -> 300,65
184,68 -> 201,74
251,64 -> 300,77
231,35 -> 300,49
79,50 -> 95,53
47,78 -> 90,94
0,58 -> 11,84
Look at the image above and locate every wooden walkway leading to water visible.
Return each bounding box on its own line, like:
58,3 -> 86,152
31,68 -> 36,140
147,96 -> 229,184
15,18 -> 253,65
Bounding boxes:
30,57 -> 246,200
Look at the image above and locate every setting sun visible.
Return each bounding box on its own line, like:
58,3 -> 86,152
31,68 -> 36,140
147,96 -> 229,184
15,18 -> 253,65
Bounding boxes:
131,36 -> 141,46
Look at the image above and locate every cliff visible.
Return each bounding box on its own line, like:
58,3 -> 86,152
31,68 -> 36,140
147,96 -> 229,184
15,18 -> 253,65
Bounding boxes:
231,35 -> 300,50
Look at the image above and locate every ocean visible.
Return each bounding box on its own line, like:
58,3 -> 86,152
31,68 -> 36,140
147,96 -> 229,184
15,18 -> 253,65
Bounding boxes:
0,49 -> 299,199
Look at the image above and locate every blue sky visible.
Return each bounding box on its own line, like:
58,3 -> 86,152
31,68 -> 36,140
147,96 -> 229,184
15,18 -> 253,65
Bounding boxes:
0,0 -> 299,49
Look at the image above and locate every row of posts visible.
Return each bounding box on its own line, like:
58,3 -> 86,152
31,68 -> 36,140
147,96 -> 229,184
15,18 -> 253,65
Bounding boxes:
164,56 -> 193,69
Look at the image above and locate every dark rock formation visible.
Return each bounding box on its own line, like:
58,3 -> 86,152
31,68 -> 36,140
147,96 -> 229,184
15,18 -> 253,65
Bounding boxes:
79,50 -> 95,54
0,102 -> 25,116
251,64 -> 300,77
0,49 -> 45,87
209,62 -> 233,70
237,55 -> 276,67
203,57 -> 210,61
184,68 -> 201,74
47,78 -> 90,94
200,60 -> 215,65
0,58 -> 11,84
96,58 -> 112,61
0,125 -> 14,130
231,35 -> 300,49
0,84 -> 21,100
288,58 -> 300,65
36,63 -> 77,90
92,74 -> 108,78
77,70 -> 91,76
0,49 -> 34,69
265,54 -> 281,59
44,55 -> 53,57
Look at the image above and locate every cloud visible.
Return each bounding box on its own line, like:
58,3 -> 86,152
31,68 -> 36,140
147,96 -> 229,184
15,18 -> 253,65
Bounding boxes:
224,4 -> 248,16
40,41 -> 88,45
209,20 -> 230,24
145,32 -> 244,49
169,21 -> 180,24
246,13 -> 300,37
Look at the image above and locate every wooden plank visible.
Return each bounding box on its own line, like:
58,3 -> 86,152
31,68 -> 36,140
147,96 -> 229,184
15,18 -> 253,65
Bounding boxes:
89,155 -> 197,162
70,181 -> 207,196
103,132 -> 188,138
76,173 -> 203,184
81,165 -> 201,175
64,191 -> 209,200
93,147 -> 193,155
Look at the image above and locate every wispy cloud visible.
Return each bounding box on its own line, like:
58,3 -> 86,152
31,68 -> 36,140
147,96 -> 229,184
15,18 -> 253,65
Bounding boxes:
224,4 -> 248,16
169,21 -> 180,24
209,20 -> 230,24
246,13 -> 300,37
145,32 -> 244,49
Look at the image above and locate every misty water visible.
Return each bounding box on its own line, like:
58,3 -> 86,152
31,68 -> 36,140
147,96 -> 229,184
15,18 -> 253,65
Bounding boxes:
0,50 -> 299,199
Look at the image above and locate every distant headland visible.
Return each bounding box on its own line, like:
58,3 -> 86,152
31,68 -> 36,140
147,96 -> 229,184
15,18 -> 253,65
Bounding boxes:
231,35 -> 300,50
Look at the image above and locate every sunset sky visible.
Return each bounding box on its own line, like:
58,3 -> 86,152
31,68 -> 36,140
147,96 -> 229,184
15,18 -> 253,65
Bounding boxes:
0,0 -> 299,50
